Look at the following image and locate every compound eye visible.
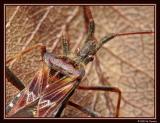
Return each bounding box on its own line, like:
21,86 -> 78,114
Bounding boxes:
88,55 -> 94,61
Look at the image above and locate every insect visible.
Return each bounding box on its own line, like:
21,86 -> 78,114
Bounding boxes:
5,6 -> 154,118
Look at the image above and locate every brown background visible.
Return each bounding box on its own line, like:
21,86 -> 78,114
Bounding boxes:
5,5 -> 155,117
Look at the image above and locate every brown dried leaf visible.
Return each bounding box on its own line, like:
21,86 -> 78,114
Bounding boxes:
5,5 -> 154,117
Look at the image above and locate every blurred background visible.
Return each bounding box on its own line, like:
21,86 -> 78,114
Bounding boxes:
5,5 -> 155,117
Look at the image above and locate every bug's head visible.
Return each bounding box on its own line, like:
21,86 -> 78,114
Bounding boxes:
76,34 -> 116,65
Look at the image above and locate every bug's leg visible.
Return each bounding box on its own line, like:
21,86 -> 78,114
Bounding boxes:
61,30 -> 70,56
78,86 -> 121,117
5,66 -> 25,114
6,66 -> 25,90
6,44 -> 46,90
6,44 -> 46,64
83,6 -> 95,40
66,101 -> 100,117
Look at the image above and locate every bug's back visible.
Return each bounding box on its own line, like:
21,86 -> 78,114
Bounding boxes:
7,54 -> 85,117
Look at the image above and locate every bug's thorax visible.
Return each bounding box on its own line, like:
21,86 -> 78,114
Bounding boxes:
43,52 -> 85,80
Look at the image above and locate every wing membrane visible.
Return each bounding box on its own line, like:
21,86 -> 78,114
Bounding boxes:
36,76 -> 77,117
7,66 -> 49,117
7,65 -> 78,117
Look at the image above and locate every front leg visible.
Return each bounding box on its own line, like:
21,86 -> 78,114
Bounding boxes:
6,44 -> 46,64
83,6 -> 95,41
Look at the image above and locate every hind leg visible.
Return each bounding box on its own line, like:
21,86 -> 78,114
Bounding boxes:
6,66 -> 25,90
78,85 -> 121,117
66,101 -> 100,117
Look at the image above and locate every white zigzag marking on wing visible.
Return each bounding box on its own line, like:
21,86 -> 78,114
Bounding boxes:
39,100 -> 56,109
